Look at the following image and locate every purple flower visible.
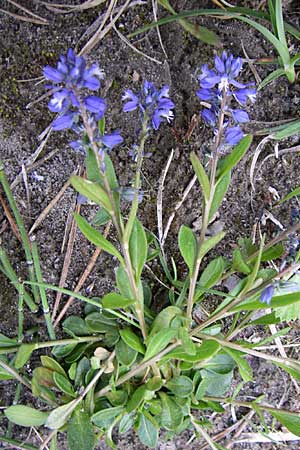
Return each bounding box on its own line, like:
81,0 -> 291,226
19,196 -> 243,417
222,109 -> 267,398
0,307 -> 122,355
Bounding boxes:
101,131 -> 123,149
84,96 -> 106,118
197,52 -> 256,147
234,88 -> 256,105
44,49 -> 106,135
199,52 -> 245,92
231,109 -> 250,123
202,108 -> 217,127
122,80 -> 175,130
52,112 -> 77,131
225,126 -> 244,145
260,285 -> 275,305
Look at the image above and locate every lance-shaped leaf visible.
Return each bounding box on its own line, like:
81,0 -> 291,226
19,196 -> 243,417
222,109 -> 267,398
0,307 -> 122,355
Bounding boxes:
209,171 -> 231,220
198,231 -> 225,260
74,213 -> 124,265
129,218 -> 148,281
67,409 -> 95,450
102,292 -> 135,309
178,225 -> 197,274
190,152 -> 210,201
5,405 -> 49,427
71,176 -> 113,213
217,135 -> 252,179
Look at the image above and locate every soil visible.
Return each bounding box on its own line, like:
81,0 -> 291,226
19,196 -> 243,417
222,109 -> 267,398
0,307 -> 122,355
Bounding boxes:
1,0 -> 300,449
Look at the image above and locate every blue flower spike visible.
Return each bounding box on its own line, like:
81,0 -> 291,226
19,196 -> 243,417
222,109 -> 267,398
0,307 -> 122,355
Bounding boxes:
197,51 -> 256,146
122,80 -> 175,130
43,49 -> 123,158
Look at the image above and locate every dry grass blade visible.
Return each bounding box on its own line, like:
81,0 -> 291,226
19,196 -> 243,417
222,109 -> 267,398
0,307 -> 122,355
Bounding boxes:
37,0 -> 105,13
157,149 -> 174,245
162,174 -> 197,247
256,145 -> 300,180
250,135 -> 272,191
79,0 -> 132,56
234,431 -> 300,444
53,221 -> 112,328
112,21 -> 163,65
152,0 -> 167,58
29,176 -> 73,235
21,164 -> 31,211
0,7 -> 47,24
7,0 -> 48,20
0,193 -> 22,242
51,201 -> 81,321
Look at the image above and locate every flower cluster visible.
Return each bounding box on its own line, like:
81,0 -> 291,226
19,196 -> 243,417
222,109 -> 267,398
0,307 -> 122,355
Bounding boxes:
122,81 -> 175,130
43,49 -> 122,151
197,51 -> 256,146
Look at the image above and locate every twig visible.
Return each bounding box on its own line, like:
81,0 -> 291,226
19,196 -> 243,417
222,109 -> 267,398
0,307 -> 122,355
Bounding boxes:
29,176 -> 73,235
157,149 -> 174,245
38,430 -> 55,450
53,221 -> 112,328
152,0 -> 168,58
162,174 -> 197,247
250,135 -> 272,191
0,193 -> 22,242
51,202 -> 81,321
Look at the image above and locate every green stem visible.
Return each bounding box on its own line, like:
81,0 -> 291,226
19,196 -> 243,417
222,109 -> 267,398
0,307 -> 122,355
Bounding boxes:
0,160 -> 39,303
0,246 -> 37,312
0,359 -> 31,389
6,383 -> 22,438
203,395 -> 300,415
186,94 -> 227,322
0,335 -> 102,355
0,436 -> 38,450
24,281 -> 140,328
79,106 -> 148,340
31,239 -> 55,340
18,283 -> 24,342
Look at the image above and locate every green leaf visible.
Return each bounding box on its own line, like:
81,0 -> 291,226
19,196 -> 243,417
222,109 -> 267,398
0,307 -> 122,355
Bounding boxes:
106,390 -> 128,407
0,333 -> 18,347
137,413 -> 158,448
269,409 -> 300,436
102,292 -> 135,309
209,171 -> 231,220
74,214 -> 124,264
233,291 -> 300,312
85,312 -> 117,333
119,413 -> 135,434
70,176 -> 112,212
144,328 -> 177,360
150,306 -> 182,336
159,393 -> 183,430
178,225 -> 197,274
41,356 -> 67,377
258,67 -> 286,90
198,231 -> 225,260
199,257 -> 225,289
5,405 -> 49,427
92,208 -> 111,226
167,339 -> 220,362
178,328 -> 196,355
261,243 -> 284,261
91,406 -> 124,428
46,401 -> 77,430
63,316 -> 91,337
85,148 -> 100,183
166,376 -> 193,398
14,344 -> 35,369
129,218 -> 148,281
146,376 -> 164,391
116,266 -> 133,299
272,120 -> 300,140
190,152 -> 210,201
120,328 -> 145,354
223,349 -> 253,382
218,135 -> 252,179
200,369 -> 233,396
126,385 -> 148,413
278,186 -> 300,204
0,356 -> 14,380
232,249 -> 251,274
116,338 -> 137,366
53,372 -> 76,398
67,409 -> 95,450
33,367 -> 55,388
